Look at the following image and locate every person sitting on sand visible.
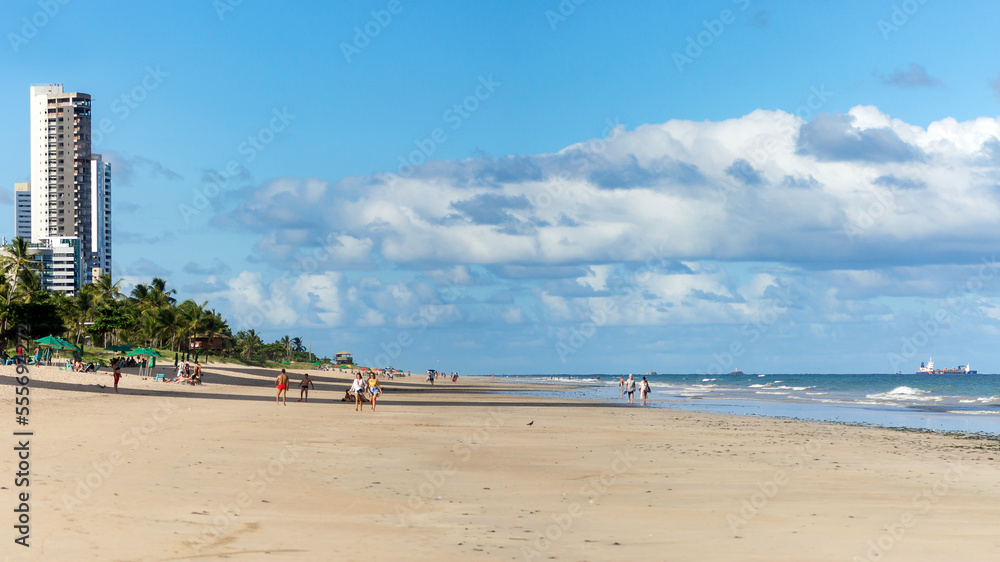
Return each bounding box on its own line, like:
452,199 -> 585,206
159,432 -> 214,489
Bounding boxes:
350,372 -> 366,411
367,371 -> 382,411
298,373 -> 314,402
275,369 -> 290,405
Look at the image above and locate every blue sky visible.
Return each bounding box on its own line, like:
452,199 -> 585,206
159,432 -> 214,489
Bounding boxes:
4,0 -> 1000,374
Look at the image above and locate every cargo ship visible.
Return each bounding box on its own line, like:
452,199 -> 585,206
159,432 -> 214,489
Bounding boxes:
917,358 -> 977,374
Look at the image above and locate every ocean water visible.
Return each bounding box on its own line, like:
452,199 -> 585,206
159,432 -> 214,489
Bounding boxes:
491,373 -> 1000,436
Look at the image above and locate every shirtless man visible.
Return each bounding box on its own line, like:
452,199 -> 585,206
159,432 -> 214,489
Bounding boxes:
275,369 -> 290,405
193,362 -> 202,384
298,373 -> 314,402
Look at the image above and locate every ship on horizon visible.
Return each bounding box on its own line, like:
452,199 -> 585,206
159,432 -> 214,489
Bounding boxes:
917,358 -> 977,374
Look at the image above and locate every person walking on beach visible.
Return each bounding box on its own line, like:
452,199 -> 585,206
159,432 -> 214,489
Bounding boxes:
367,371 -> 382,411
350,372 -> 366,412
298,373 -> 314,402
113,362 -> 122,394
275,369 -> 290,405
640,376 -> 650,405
625,374 -> 636,404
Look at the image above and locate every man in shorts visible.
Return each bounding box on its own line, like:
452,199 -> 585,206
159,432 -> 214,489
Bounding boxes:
626,374 -> 636,404
275,369 -> 290,405
298,373 -> 314,402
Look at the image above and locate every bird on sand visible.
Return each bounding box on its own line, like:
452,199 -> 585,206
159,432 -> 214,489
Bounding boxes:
526,421 -> 534,426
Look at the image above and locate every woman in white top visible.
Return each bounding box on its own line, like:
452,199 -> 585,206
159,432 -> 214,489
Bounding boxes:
349,373 -> 366,412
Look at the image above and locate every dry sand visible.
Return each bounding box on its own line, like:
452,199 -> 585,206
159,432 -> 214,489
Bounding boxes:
2,363 -> 999,561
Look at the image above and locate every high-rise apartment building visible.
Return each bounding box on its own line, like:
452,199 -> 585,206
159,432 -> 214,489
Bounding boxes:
90,154 -> 112,279
27,83 -> 111,291
14,182 -> 31,239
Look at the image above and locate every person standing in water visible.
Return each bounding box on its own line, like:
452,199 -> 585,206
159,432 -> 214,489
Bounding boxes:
640,376 -> 650,405
275,369 -> 290,405
619,376 -> 626,399
625,374 -> 636,404
298,373 -> 314,402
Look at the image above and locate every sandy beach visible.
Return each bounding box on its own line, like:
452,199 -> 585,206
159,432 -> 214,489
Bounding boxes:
2,363 -> 999,561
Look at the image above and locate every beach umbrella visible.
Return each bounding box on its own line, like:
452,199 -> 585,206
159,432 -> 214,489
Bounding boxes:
35,335 -> 80,351
312,361 -> 322,366
282,360 -> 291,365
104,344 -> 134,352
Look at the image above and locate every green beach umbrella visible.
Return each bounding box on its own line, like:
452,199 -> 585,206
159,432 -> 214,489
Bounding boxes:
312,361 -> 322,366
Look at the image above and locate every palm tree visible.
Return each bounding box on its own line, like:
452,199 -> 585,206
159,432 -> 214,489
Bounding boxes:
149,277 -> 177,308
62,291 -> 95,345
236,329 -> 262,361
0,237 -> 39,334
291,336 -> 305,353
279,335 -> 292,360
90,273 -> 124,305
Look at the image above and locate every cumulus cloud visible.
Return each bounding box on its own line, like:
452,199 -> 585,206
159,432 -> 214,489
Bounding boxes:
796,113 -> 925,163
197,105 -> 1000,342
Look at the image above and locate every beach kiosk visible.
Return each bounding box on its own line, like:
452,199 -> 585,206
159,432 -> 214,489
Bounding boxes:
335,352 -> 353,366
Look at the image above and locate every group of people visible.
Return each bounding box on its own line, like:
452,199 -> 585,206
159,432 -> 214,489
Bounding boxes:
273,368 -> 384,411
168,361 -> 202,384
620,374 -> 651,405
3,345 -> 42,366
274,369 -> 320,406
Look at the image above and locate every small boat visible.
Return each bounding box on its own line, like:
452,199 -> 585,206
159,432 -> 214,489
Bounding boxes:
647,371 -> 657,376
729,369 -> 744,375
